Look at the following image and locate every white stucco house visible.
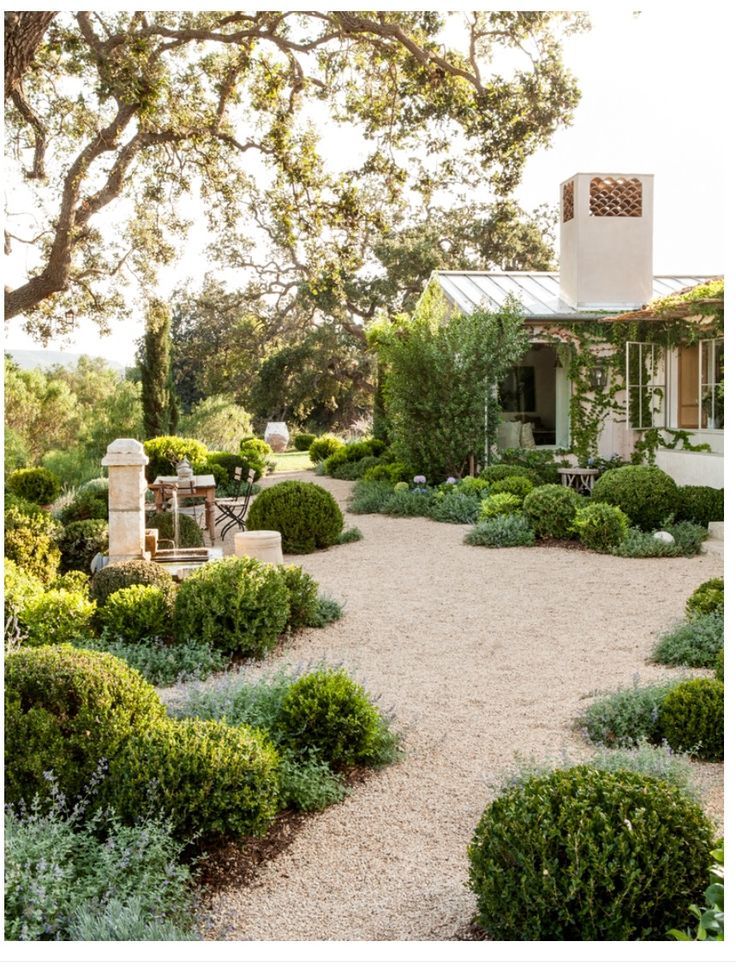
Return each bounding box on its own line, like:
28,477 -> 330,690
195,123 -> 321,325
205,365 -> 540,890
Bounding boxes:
423,172 -> 724,488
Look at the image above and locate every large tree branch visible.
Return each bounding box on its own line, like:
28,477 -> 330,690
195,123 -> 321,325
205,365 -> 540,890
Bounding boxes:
4,11 -> 57,100
10,86 -> 47,178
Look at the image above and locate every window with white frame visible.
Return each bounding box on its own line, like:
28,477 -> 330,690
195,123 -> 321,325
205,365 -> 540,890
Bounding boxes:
626,341 -> 666,430
699,338 -> 724,430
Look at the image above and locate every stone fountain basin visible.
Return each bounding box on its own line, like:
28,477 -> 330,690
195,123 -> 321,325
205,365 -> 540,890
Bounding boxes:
153,546 -> 224,580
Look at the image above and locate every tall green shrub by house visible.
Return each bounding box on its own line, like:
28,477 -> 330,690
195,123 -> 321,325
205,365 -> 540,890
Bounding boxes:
591,465 -> 679,531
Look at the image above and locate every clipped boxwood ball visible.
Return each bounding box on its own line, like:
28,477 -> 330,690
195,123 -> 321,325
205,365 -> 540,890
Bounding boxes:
523,484 -> 582,539
660,678 -> 724,761
246,480 -> 343,554
6,467 -> 61,505
109,718 -> 281,839
308,435 -> 343,464
591,465 -> 679,531
572,501 -> 629,553
468,765 -> 714,940
686,577 -> 724,619
5,647 -> 165,807
98,584 -> 174,643
90,559 -> 176,607
174,555 -> 290,658
677,484 -> 724,527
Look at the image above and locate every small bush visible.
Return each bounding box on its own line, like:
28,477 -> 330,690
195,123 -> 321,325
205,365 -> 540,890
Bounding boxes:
171,669 -> 295,729
337,525 -> 363,544
479,463 -> 541,485
278,753 -> 347,812
204,451 -> 249,481
110,718 -> 281,838
572,502 -> 629,553
276,564 -> 319,630
5,648 -> 165,807
145,510 -> 204,548
362,461 -> 413,483
327,455 -> 384,480
246,480 -> 343,553
237,437 -> 273,480
479,491 -> 521,520
651,613 -> 724,668
98,584 -> 174,643
489,475 -> 535,499
90,559 -> 176,607
49,570 -> 91,594
660,679 -> 724,761
677,485 -> 724,527
78,476 -> 109,497
380,488 -> 436,517
715,649 -> 724,683
615,527 -> 684,558
464,512 -> 536,548
174,555 -> 290,658
496,448 -> 561,484
456,476 -> 490,497
20,589 -> 96,646
523,484 -> 582,539
7,467 -> 61,505
5,501 -> 62,584
669,520 -> 708,556
143,436 -> 209,482
4,559 -> 44,620
276,669 -> 397,769
58,491 -> 108,525
78,636 -> 225,686
306,594 -> 345,628
468,765 -> 714,940
308,434 -> 343,463
687,578 -> 724,620
578,679 -> 680,748
322,438 -> 385,476
591,465 -> 679,531
293,433 -> 316,451
430,491 -> 480,524
347,480 -> 394,514
60,519 -> 109,573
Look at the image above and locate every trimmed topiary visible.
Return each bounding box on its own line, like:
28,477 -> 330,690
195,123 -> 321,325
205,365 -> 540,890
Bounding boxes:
4,501 -> 62,584
479,463 -> 541,485
489,475 -> 535,500
174,555 -> 290,658
523,484 -> 582,539
109,718 -> 281,839
20,589 -> 97,646
686,577 -> 724,620
246,480 -> 343,553
464,513 -> 535,548
90,559 -> 176,607
308,435 -> 343,464
572,502 -> 629,553
145,510 -> 204,548
479,491 -> 521,520
276,564 -> 319,630
98,585 -> 174,643
322,439 -> 385,476
58,492 -> 108,525
293,433 -> 316,451
59,519 -> 109,573
660,679 -> 724,761
276,669 -> 393,769
7,467 -> 61,505
677,485 -> 724,528
4,647 -> 165,806
468,765 -> 714,940
591,465 -> 679,531
143,436 -> 209,482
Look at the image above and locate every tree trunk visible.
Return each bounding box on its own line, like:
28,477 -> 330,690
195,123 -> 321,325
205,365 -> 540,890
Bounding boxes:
4,11 -> 57,101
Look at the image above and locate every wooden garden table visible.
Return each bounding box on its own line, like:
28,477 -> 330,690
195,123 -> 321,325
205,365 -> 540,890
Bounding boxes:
149,475 -> 217,544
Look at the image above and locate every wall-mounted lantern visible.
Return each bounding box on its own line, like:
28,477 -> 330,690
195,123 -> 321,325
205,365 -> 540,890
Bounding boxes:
589,363 -> 608,390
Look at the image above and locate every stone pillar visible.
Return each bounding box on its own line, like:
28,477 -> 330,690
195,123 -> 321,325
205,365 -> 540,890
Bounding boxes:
101,438 -> 149,563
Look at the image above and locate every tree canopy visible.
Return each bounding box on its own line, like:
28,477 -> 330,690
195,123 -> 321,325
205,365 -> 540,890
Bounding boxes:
5,10 -> 585,341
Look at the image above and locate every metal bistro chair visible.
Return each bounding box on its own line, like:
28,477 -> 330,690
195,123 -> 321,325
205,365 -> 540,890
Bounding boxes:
215,467 -> 256,538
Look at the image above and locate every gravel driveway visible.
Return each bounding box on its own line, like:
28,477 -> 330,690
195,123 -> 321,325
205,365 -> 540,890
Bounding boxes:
196,472 -> 724,941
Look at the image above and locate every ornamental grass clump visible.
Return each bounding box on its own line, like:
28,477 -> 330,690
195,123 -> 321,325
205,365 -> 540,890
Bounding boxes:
591,465 -> 679,531
479,491 -> 521,520
174,555 -> 290,658
246,480 -> 343,553
686,578 -> 724,620
523,484 -> 581,539
464,513 -> 535,548
651,613 -> 723,669
572,502 -> 629,553
659,679 -> 724,761
468,765 -> 714,941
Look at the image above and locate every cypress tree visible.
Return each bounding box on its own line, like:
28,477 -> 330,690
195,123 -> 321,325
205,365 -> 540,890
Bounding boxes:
139,299 -> 175,438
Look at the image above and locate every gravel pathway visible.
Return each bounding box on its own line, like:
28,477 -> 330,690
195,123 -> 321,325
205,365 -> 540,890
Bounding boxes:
195,472 -> 724,941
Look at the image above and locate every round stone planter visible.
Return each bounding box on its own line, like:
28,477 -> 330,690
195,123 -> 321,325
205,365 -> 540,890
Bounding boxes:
234,530 -> 284,565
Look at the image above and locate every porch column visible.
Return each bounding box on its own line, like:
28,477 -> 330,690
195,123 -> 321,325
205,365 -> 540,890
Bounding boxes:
101,438 -> 149,563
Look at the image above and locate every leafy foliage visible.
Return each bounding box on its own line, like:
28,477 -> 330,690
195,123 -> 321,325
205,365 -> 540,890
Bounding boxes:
686,578 -> 724,620
572,502 -> 629,553
337,526 -> 363,544
614,527 -> 698,559
523,484 -> 581,539
306,595 -> 345,628
488,475 -> 535,499
380,488 -> 436,517
309,435 -> 344,464
143,436 -> 209,481
293,433 -> 316,451
59,519 -> 108,573
6,466 -> 61,505
479,491 -> 522,520
464,512 -> 535,548
468,765 -> 714,940
145,510 -> 204,548
4,559 -> 44,620
4,500 -> 62,584
591,465 -> 679,531
322,438 -> 385,475
19,589 -> 96,646
58,490 -> 108,525
578,679 -> 680,748
668,842 -> 724,942
237,437 -> 273,480
651,613 -> 724,668
178,397 -> 254,453
276,564 -> 319,631
677,485 -> 724,528
430,490 -> 481,524
660,679 -> 724,761
98,585 -> 174,644
479,462 -> 541,485
246,480 -> 343,553
78,636 -> 225,686
90,559 -> 176,607
347,480 -> 394,514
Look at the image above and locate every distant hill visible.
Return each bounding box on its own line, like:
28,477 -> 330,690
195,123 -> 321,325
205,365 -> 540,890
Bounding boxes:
6,349 -> 126,376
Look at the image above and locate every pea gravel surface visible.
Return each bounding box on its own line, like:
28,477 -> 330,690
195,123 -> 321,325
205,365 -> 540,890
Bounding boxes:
187,471 -> 724,941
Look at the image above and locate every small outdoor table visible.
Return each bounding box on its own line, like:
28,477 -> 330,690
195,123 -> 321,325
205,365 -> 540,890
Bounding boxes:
149,475 -> 217,544
558,467 -> 599,495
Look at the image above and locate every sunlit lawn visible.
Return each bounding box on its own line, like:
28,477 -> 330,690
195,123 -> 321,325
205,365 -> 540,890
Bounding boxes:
270,450 -> 314,473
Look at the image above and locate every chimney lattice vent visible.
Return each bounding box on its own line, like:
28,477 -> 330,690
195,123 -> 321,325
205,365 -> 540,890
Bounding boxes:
589,176 -> 642,217
562,180 -> 574,222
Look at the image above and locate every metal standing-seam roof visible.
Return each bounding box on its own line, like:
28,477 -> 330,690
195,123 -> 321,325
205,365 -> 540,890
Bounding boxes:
432,271 -> 719,320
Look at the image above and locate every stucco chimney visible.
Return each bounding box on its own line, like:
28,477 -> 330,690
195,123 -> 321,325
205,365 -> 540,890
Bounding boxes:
559,172 -> 653,309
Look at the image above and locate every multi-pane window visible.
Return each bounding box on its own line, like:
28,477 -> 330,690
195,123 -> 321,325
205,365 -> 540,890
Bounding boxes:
626,341 -> 666,430
699,338 -> 724,430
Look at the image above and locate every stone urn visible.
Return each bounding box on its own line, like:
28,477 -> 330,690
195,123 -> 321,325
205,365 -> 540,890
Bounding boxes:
264,421 -> 289,453
176,457 -> 194,481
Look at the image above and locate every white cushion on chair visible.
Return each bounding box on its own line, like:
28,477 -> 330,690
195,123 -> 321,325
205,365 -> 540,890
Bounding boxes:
497,420 -> 521,449
520,422 -> 536,449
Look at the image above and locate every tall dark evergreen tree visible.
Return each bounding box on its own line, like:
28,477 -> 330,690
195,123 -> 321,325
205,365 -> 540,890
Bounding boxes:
139,299 -> 175,438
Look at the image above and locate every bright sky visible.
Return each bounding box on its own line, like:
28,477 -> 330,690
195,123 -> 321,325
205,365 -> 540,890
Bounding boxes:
4,4 -> 728,367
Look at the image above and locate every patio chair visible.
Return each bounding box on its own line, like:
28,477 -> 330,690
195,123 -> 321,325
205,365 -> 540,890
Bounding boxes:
214,467 -> 244,532
215,468 -> 256,538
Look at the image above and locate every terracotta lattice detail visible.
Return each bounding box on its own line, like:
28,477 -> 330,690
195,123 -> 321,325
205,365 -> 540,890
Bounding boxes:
589,176 -> 642,217
562,180 -> 574,222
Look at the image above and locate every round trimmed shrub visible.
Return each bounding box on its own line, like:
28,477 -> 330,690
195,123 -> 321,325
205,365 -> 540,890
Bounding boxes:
20,589 -> 96,646
238,437 -> 273,480
308,435 -> 343,463
90,559 -> 177,607
294,432 -> 316,451
276,564 -> 319,630
4,559 -> 44,620
591,465 -> 679,531
686,577 -> 724,619
98,584 -> 174,643
145,510 -> 204,548
572,502 -> 629,553
479,463 -> 541,485
715,649 -> 724,683
4,501 -> 61,584
7,467 -> 61,505
59,519 -> 108,573
276,669 -> 387,768
58,491 -> 108,525
523,484 -> 582,539
468,765 -> 714,940
109,718 -> 281,839
677,485 -> 724,527
4,647 -> 165,806
174,556 -> 290,658
479,491 -> 521,519
660,678 -> 724,761
143,436 -> 209,482
246,480 -> 343,554
489,475 -> 535,499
